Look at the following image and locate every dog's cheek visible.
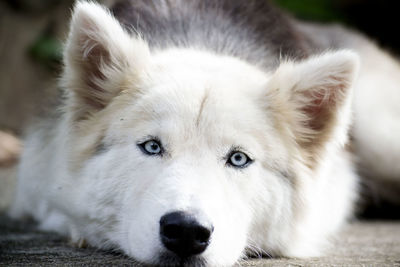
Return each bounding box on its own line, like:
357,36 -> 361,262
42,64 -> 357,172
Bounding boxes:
247,171 -> 294,256
56,154 -> 127,248
116,163 -> 169,263
205,208 -> 250,266
199,173 -> 255,265
64,146 -> 146,254
119,200 -> 163,263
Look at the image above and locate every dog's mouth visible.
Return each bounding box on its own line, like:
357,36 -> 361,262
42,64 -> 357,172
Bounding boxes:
157,252 -> 207,267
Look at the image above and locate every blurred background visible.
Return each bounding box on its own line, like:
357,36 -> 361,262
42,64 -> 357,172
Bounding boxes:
0,0 -> 399,209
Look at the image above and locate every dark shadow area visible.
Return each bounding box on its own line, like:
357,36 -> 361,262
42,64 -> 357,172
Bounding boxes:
274,0 -> 400,55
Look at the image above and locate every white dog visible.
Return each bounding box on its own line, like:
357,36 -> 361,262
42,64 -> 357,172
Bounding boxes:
9,1 -> 400,266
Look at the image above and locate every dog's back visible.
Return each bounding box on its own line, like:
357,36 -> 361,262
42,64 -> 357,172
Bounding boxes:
111,0 -> 312,68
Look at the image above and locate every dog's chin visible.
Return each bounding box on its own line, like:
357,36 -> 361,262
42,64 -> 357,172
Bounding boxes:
156,252 -> 207,267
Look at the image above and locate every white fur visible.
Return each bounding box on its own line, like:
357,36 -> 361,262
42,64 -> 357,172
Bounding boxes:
10,2 -> 399,266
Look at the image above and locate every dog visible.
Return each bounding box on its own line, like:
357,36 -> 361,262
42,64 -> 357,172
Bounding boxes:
9,0 -> 400,266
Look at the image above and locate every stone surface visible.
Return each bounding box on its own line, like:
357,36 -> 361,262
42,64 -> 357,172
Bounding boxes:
1,215 -> 399,267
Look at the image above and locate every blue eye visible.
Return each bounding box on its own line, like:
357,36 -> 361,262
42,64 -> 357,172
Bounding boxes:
227,151 -> 252,168
139,139 -> 163,155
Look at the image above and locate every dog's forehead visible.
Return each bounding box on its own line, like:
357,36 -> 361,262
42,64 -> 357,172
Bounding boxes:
150,48 -> 269,87
142,48 -> 269,116
107,49 -> 281,154
137,49 -> 270,128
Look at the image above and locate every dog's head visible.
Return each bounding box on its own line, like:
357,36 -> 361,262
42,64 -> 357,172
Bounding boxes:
61,2 -> 358,266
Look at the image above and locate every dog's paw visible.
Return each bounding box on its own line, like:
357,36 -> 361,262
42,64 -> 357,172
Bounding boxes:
0,130 -> 21,168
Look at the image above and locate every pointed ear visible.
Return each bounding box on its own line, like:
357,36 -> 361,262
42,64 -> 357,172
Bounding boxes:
268,51 -> 359,163
63,1 -> 150,120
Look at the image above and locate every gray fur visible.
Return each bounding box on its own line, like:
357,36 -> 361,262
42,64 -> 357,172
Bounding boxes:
111,0 -> 313,70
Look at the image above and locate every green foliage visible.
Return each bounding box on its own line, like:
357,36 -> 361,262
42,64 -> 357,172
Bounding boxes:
29,34 -> 62,70
273,0 -> 346,22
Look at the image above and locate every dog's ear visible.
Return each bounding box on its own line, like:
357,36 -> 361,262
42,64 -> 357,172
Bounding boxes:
268,51 -> 359,164
63,1 -> 150,120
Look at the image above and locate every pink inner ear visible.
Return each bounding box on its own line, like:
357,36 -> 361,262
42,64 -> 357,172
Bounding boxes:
301,84 -> 345,132
78,36 -> 112,110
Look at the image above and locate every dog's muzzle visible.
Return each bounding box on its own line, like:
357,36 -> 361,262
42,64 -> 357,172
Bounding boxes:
159,211 -> 214,258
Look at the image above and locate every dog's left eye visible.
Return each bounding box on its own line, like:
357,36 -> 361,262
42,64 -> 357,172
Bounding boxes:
138,139 -> 163,156
227,151 -> 252,168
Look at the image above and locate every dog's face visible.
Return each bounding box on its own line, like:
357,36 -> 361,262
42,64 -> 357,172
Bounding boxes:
61,3 -> 358,266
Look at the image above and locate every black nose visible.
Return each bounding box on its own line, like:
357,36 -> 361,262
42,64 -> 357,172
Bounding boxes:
160,211 -> 213,258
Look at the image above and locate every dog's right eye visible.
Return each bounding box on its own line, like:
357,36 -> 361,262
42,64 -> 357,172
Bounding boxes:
227,151 -> 252,168
138,139 -> 163,156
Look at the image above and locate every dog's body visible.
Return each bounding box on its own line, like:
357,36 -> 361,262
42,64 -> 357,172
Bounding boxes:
9,1 -> 400,266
